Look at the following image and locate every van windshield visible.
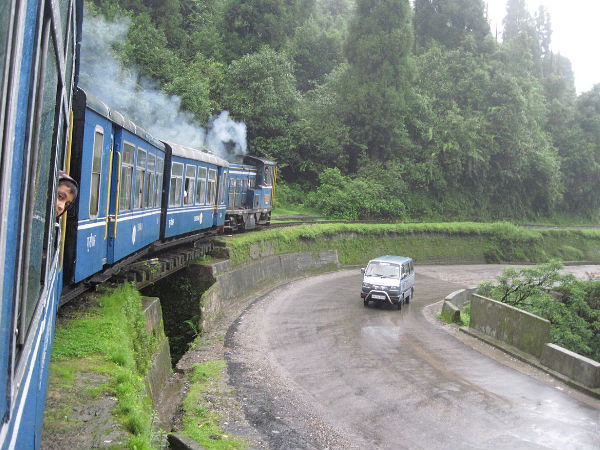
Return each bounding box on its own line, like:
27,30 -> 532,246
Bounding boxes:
365,262 -> 400,278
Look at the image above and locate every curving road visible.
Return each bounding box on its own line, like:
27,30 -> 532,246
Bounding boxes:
226,266 -> 600,450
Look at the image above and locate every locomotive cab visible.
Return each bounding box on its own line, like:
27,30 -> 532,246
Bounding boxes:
225,155 -> 276,232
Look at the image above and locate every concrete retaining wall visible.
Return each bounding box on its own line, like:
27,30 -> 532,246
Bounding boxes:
141,297 -> 172,406
199,250 -> 340,332
541,343 -> 600,388
470,294 -> 550,358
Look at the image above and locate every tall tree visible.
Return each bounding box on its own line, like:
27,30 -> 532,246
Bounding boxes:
221,47 -> 301,158
342,0 -> 415,165
413,0 -> 490,51
222,0 -> 315,61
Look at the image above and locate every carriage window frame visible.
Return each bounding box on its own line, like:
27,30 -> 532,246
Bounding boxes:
184,164 -> 196,205
195,166 -> 207,205
207,168 -> 217,206
155,156 -> 163,208
135,148 -> 146,210
219,172 -> 227,204
89,126 -> 104,218
144,153 -> 155,208
169,162 -> 184,207
118,141 -> 135,212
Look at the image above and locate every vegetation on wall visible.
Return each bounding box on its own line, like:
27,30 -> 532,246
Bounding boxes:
84,0 -> 600,221
477,262 -> 600,363
220,222 -> 600,267
46,284 -> 163,449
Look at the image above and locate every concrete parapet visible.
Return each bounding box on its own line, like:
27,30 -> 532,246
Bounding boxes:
541,343 -> 600,388
145,337 -> 172,406
445,288 -> 474,308
200,250 -> 340,332
470,294 -> 550,358
142,297 -> 163,335
441,301 -> 461,323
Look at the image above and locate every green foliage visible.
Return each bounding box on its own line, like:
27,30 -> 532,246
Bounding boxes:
221,47 -> 300,157
305,167 -> 406,220
182,361 -> 246,449
86,0 -> 600,221
413,0 -> 490,52
477,263 -> 600,362
222,221 -> 600,268
50,284 -> 162,449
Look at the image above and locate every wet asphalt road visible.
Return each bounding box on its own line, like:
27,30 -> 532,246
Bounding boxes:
228,267 -> 600,450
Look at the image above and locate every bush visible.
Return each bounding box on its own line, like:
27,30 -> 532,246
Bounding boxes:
305,167 -> 407,220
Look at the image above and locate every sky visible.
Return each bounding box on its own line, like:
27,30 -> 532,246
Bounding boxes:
485,0 -> 599,94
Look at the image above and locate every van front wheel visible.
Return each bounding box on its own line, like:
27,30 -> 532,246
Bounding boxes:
406,288 -> 413,304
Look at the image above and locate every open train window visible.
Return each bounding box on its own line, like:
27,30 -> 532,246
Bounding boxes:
155,157 -> 163,208
219,172 -> 227,204
118,142 -> 134,211
207,169 -> 217,205
135,148 -> 146,209
169,162 -> 183,206
145,153 -> 155,208
89,127 -> 104,217
196,166 -> 206,205
184,165 -> 196,205
264,165 -> 273,186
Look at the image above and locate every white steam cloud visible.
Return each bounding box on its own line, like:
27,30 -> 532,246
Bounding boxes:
79,13 -> 247,161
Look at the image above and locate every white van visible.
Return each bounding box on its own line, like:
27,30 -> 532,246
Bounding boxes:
360,256 -> 415,309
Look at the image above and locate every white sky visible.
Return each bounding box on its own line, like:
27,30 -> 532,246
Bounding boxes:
485,0 -> 599,93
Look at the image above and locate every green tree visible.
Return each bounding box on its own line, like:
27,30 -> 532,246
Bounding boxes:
221,47 -> 301,158
222,0 -> 316,60
413,0 -> 490,52
286,17 -> 344,91
342,0 -> 415,165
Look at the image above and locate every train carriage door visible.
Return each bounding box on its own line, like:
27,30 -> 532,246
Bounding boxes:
73,122 -> 112,282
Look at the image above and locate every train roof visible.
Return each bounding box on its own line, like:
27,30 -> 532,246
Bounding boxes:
243,154 -> 276,166
163,141 -> 230,168
78,88 -> 165,150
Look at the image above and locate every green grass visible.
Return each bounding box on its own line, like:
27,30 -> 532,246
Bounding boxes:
181,361 -> 246,450
48,284 -> 163,450
219,222 -> 600,268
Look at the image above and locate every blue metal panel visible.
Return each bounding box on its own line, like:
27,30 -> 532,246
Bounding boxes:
107,128 -> 164,264
74,109 -> 112,282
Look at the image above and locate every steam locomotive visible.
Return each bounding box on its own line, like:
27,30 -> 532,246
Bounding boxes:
0,1 -> 275,448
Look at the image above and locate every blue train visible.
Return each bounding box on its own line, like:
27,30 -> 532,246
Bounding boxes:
0,2 -> 276,448
0,0 -> 82,448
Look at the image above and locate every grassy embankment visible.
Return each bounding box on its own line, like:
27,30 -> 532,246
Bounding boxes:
45,222 -> 600,449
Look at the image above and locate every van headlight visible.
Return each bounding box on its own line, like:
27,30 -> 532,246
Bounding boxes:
362,282 -> 373,291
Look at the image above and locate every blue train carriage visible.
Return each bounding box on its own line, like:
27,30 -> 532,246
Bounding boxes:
64,88 -> 166,285
225,155 -> 277,231
0,0 -> 82,448
161,142 -> 229,239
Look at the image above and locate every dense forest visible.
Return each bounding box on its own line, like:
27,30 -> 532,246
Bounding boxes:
83,0 -> 600,221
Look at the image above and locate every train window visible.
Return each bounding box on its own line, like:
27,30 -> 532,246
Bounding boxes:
264,166 -> 273,185
196,166 -> 206,205
20,19 -> 59,344
119,142 -> 134,211
155,157 -> 163,208
169,162 -> 183,206
135,148 -> 146,209
207,169 -> 217,205
145,153 -> 155,208
89,128 -> 104,217
219,172 -> 227,204
184,165 -> 196,205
